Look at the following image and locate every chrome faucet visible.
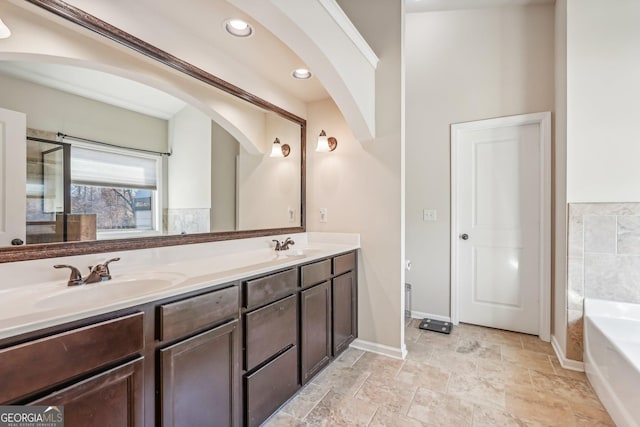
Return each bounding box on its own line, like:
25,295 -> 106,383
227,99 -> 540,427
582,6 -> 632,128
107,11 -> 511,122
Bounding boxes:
272,237 -> 295,251
54,257 -> 121,286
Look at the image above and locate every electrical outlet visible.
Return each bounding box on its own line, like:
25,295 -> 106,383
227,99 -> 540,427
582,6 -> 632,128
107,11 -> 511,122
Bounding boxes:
320,208 -> 328,223
288,207 -> 295,222
423,209 -> 437,221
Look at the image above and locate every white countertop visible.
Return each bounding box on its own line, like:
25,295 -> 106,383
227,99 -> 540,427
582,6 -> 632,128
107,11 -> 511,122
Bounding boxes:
0,232 -> 359,340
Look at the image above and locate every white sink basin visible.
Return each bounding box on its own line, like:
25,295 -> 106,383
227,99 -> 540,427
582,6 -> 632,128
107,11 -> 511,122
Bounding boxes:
8,249 -> 325,316
34,272 -> 186,309
274,248 -> 322,258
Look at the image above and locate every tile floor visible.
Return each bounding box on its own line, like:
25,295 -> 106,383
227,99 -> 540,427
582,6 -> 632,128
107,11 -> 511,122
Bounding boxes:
264,319 -> 615,426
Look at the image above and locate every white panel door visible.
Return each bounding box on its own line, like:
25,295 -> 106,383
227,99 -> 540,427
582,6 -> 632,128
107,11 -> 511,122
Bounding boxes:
0,107 -> 26,246
452,113 -> 549,335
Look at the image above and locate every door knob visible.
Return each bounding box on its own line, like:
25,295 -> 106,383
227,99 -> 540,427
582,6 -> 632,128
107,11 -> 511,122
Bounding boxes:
460,234 -> 469,240
11,238 -> 24,246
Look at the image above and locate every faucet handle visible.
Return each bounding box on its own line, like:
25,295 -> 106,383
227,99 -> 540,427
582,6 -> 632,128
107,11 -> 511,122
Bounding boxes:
280,237 -> 295,250
54,264 -> 86,286
96,257 -> 121,279
102,257 -> 120,271
272,239 -> 282,251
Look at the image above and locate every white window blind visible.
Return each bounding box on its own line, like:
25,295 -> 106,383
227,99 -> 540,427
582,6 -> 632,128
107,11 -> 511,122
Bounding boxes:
71,146 -> 158,190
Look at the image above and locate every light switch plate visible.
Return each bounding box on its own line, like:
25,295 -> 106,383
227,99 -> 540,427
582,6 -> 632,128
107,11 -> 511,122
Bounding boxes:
423,209 -> 437,221
320,208 -> 328,223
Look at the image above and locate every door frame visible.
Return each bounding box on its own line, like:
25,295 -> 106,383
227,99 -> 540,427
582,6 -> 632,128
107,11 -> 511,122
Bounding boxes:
0,107 -> 27,246
450,112 -> 551,341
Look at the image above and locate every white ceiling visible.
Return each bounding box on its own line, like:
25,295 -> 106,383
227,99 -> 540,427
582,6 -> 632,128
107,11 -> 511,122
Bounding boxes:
0,61 -> 187,119
7,0 -> 559,123
60,0 -> 330,104
406,0 -> 554,13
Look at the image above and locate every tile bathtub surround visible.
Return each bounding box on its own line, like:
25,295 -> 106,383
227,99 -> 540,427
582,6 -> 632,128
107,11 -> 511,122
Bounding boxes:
264,321 -> 614,427
566,203 -> 640,361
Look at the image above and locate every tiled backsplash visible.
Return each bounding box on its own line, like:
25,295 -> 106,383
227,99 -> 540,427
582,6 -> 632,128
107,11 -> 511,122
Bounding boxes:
164,208 -> 211,234
566,203 -> 640,360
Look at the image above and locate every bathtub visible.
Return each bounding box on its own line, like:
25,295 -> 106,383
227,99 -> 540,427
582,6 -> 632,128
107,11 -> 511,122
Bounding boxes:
584,298 -> 640,427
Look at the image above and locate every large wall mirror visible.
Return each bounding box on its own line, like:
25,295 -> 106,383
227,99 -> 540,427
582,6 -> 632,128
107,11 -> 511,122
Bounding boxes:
0,0 -> 305,262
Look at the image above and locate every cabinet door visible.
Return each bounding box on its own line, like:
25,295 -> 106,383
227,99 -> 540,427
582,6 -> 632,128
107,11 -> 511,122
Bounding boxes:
0,312 -> 144,404
244,345 -> 298,427
333,271 -> 357,356
160,320 -> 240,427
30,358 -> 144,427
300,281 -> 331,384
244,294 -> 297,371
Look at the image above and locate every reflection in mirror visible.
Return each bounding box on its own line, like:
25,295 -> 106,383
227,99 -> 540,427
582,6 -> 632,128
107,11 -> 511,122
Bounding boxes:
26,138 -> 69,244
0,60 -> 302,246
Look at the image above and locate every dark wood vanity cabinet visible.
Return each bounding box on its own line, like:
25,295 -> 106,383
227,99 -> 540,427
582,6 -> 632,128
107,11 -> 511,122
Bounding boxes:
0,312 -> 145,426
160,321 -> 239,427
0,250 -> 357,427
332,270 -> 357,356
300,280 -> 332,384
332,252 -> 358,357
299,258 -> 333,385
242,268 -> 299,427
331,252 -> 358,357
0,283 -> 241,427
158,284 -> 241,427
30,358 -> 145,427
244,346 -> 298,427
299,251 -> 358,384
244,295 -> 297,372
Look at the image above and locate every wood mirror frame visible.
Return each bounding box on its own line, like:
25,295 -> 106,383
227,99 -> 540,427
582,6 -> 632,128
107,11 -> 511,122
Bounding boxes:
0,0 -> 306,263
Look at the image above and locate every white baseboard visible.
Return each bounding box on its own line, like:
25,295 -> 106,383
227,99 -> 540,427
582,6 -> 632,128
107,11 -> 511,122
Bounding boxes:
551,335 -> 584,372
410,310 -> 451,323
350,339 -> 406,360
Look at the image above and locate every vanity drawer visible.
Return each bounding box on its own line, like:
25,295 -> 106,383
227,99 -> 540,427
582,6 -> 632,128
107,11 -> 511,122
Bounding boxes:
159,285 -> 239,342
244,295 -> 296,371
244,268 -> 297,310
0,312 -> 143,403
334,251 -> 356,276
245,345 -> 298,427
301,259 -> 331,288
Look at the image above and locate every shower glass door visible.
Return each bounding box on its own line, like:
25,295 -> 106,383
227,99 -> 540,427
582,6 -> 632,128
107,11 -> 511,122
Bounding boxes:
26,138 -> 70,244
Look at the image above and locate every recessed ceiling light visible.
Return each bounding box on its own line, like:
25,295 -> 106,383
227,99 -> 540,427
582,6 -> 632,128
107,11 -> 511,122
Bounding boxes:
224,19 -> 253,38
292,68 -> 312,80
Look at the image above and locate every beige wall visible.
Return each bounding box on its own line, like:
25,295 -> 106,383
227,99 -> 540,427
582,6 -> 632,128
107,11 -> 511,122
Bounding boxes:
168,106 -> 211,209
237,113 -> 301,230
211,121 -> 239,232
566,0 -> 640,203
405,5 -> 555,318
307,0 -> 404,353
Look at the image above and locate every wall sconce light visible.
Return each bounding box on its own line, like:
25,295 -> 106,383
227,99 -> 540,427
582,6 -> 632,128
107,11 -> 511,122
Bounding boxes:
0,18 -> 11,39
270,137 -> 290,158
316,130 -> 337,153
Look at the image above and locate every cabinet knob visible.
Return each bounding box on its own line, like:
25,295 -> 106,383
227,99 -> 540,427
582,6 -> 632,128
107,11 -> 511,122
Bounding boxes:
460,233 -> 469,240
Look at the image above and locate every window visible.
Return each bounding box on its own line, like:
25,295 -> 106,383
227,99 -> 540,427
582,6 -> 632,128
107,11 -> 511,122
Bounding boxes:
70,143 -> 162,235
